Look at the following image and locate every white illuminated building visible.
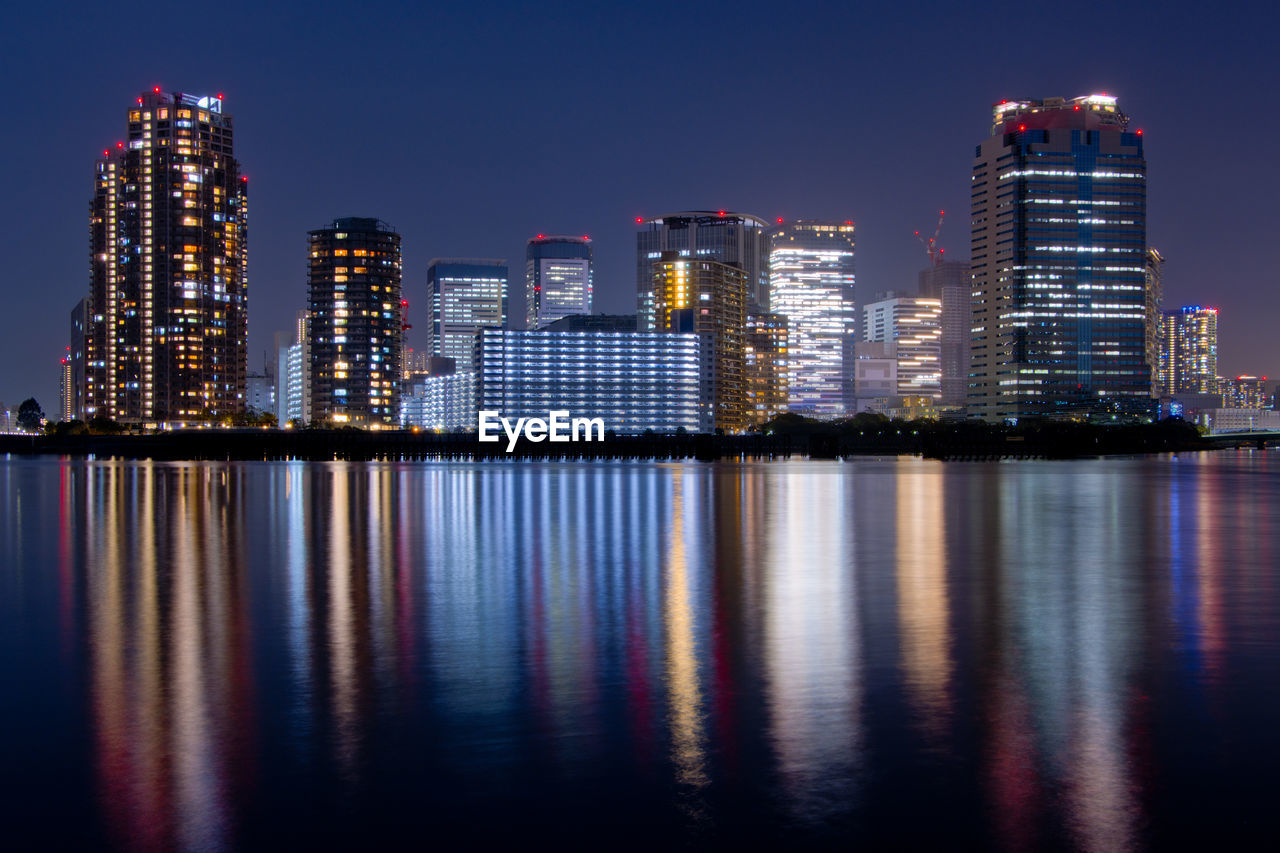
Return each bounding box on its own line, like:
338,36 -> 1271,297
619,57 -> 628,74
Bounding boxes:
863,296 -> 942,398
768,221 -> 857,416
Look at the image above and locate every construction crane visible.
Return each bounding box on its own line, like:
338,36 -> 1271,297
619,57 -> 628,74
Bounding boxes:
913,210 -> 946,267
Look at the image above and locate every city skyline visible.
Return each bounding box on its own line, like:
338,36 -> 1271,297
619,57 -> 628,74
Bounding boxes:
3,2 -> 1278,411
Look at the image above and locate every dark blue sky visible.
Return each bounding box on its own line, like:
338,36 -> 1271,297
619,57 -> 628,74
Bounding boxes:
3,0 -> 1277,411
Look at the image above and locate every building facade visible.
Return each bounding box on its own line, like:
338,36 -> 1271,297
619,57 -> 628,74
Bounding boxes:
1222,375 -> 1270,409
525,236 -> 592,329
476,329 -> 702,433
744,311 -> 789,425
276,311 -> 310,426
768,220 -> 856,416
307,218 -> 403,427
637,211 -> 770,329
1157,305 -> 1218,395
427,259 -> 508,371
651,253 -> 748,433
969,94 -> 1149,421
918,260 -> 971,408
86,88 -> 248,424
401,371 -> 478,431
863,296 -> 942,398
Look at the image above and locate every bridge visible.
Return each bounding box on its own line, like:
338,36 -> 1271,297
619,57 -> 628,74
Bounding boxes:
1205,430 -> 1280,449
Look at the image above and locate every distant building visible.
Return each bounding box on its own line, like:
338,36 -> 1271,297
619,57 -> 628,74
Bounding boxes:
427,259 -> 508,371
969,94 -> 1149,420
744,311 -> 788,425
918,261 -> 971,407
768,220 -> 857,417
68,299 -> 87,420
1222,375 -> 1271,409
308,218 -> 403,428
637,211 -> 770,329
476,329 -> 702,433
525,235 -> 593,329
1158,306 -> 1218,395
401,372 -> 478,431
852,341 -> 898,412
543,314 -> 638,333
59,355 -> 75,422
276,311 -> 310,426
246,371 -> 274,416
1145,249 -> 1165,396
86,88 -> 248,425
652,252 -> 748,433
1204,408 -> 1280,433
863,295 -> 942,398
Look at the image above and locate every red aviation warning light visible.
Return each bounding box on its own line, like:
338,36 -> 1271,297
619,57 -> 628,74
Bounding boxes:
153,86 -> 161,94
776,217 -> 783,224
116,141 -> 123,148
1018,124 -> 1027,132
718,210 -> 726,216
635,217 -> 643,224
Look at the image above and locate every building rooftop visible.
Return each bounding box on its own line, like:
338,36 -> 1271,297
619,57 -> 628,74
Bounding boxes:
990,93 -> 1130,135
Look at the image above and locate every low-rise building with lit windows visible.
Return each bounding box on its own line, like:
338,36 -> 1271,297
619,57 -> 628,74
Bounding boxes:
401,372 -> 478,431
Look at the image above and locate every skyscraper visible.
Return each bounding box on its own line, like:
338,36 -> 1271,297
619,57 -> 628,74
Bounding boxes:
768,220 -> 856,416
525,235 -> 593,329
637,212 -> 770,329
86,88 -> 248,424
863,295 -> 943,398
969,94 -> 1149,421
652,252 -> 748,433
744,311 -> 789,424
1145,248 -> 1165,396
307,218 -> 403,428
918,260 -> 971,408
426,259 -> 508,371
1157,306 -> 1218,395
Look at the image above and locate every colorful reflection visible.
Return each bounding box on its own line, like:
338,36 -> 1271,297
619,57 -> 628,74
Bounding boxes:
0,453 -> 1271,848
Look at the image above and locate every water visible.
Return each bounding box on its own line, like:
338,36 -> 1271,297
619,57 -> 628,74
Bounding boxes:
2,453 -> 1278,849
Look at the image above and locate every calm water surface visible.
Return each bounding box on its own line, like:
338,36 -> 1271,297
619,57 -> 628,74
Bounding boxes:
2,453 -> 1278,849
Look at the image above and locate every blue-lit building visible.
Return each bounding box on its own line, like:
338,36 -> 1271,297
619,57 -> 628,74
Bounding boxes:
401,372 -> 478,431
427,259 -> 508,371
476,329 -> 701,433
969,94 -> 1149,421
525,236 -> 592,329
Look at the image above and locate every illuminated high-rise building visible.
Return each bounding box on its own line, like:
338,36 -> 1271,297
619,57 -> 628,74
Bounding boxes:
637,211 -> 770,329
744,311 -> 789,425
969,94 -> 1149,420
307,218 -> 403,428
863,295 -> 942,398
427,259 -> 508,371
1145,248 -> 1165,395
85,88 -> 248,424
768,220 -> 856,416
525,235 -> 592,329
918,260 -> 971,407
652,253 -> 748,432
1157,306 -> 1218,395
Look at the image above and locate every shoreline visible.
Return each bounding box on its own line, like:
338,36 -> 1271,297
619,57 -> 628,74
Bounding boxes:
0,419 -> 1223,462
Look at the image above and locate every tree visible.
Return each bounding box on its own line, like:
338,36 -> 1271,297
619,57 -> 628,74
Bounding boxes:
16,398 -> 44,433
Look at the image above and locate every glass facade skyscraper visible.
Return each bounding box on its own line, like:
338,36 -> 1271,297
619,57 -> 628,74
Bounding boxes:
525,236 -> 592,329
86,88 -> 248,424
768,220 -> 856,416
636,211 -> 770,330
969,94 -> 1149,421
476,329 -> 701,433
427,259 -> 508,371
307,218 -> 403,428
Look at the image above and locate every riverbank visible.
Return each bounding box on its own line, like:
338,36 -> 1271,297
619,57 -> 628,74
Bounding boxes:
0,417 -> 1211,461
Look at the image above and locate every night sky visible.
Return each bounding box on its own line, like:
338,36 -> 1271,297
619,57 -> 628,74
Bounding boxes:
3,0 -> 1277,412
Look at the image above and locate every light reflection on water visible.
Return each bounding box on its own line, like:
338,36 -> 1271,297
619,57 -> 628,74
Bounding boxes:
1,453 -> 1279,848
